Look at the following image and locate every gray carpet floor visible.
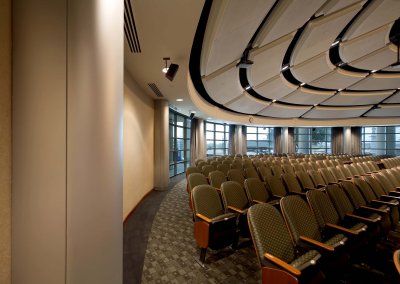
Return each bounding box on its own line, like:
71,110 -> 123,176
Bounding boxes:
140,178 -> 261,284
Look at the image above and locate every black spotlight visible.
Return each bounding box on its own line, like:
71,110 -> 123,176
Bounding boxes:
165,63 -> 179,81
189,112 -> 195,119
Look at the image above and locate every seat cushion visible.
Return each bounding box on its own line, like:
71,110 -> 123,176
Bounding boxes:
290,250 -> 321,271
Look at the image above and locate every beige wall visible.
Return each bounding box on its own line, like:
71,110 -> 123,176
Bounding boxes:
0,0 -> 11,283
123,70 -> 155,220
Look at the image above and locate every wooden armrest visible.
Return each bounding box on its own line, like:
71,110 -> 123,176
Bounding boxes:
195,213 -> 212,223
389,191 -> 400,196
359,205 -> 388,214
316,184 -> 325,189
325,223 -> 364,235
328,182 -> 339,185
252,199 -> 264,204
227,205 -> 245,214
380,195 -> 400,203
289,191 -> 306,196
372,199 -> 397,207
264,253 -> 301,276
396,187 -> 400,192
273,194 -> 284,199
299,236 -> 334,252
346,213 -> 381,223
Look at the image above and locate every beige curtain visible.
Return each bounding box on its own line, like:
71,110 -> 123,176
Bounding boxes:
351,126 -> 362,154
274,127 -> 282,154
287,127 -> 295,154
190,118 -> 201,165
331,127 -> 344,154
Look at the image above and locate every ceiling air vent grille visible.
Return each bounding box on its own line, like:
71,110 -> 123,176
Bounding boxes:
124,0 -> 141,53
148,83 -> 164,98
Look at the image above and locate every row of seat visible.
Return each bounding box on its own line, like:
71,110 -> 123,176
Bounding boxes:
188,164 -> 400,283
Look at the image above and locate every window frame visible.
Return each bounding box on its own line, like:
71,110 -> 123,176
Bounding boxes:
205,121 -> 229,157
361,126 -> 400,156
246,126 -> 274,155
294,127 -> 331,154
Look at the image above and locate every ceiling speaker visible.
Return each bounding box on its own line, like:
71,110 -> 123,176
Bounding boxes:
165,64 -> 179,81
189,112 -> 195,119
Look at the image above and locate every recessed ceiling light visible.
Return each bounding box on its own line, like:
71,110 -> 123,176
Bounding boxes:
371,69 -> 378,73
314,104 -> 318,107
300,82 -> 306,86
176,98 -> 183,102
272,99 -> 277,103
338,89 -> 343,92
331,40 -> 340,47
245,86 -> 251,90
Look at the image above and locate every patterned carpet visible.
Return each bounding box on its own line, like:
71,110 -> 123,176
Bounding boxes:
141,179 -> 261,283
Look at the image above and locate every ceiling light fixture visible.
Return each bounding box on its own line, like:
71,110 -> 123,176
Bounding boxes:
300,82 -> 306,86
245,85 -> 251,90
162,57 -> 170,73
370,69 -> 378,73
176,98 -> 183,102
331,40 -> 340,47
313,104 -> 318,107
272,99 -> 277,103
162,57 -> 179,81
281,65 -> 289,71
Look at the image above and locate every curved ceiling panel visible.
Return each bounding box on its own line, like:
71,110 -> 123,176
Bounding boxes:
291,1 -> 364,66
318,0 -> 361,16
254,0 -> 325,47
347,73 -> 400,91
383,91 -> 400,104
249,34 -> 294,85
322,90 -> 393,106
303,105 -> 371,119
258,103 -> 312,118
203,0 -> 275,75
202,63 -> 242,104
225,92 -> 270,114
364,104 -> 400,117
253,74 -> 298,101
291,52 -> 334,83
340,23 -> 392,63
343,0 -> 400,41
280,87 -> 335,105
310,68 -> 367,89
350,45 -> 398,70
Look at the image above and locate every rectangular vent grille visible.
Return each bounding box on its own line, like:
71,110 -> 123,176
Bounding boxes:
148,83 -> 164,98
124,0 -> 141,53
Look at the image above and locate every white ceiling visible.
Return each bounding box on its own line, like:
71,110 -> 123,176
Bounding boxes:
124,0 -> 400,126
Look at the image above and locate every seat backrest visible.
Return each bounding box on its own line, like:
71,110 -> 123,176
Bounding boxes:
266,176 -> 287,197
337,165 -> 352,179
341,181 -> 367,208
202,165 -> 215,177
328,167 -> 345,181
282,164 -> 295,175
197,161 -> 207,171
344,164 -> 359,177
217,164 -> 230,176
192,185 -> 225,219
380,170 -> 399,187
309,162 -> 319,171
186,166 -> 201,178
326,184 -> 356,220
352,178 -> 377,203
188,173 -> 208,192
363,175 -> 386,197
319,168 -> 337,184
221,181 -> 249,211
308,170 -> 326,187
299,162 -> 312,172
296,171 -> 315,190
306,189 -> 341,229
245,167 -> 260,179
209,170 -> 227,189
244,178 -> 269,204
258,166 -> 273,181
248,204 -> 296,266
372,173 -> 395,194
281,195 -> 322,244
271,164 -> 283,177
282,173 -> 303,194
227,169 -> 245,186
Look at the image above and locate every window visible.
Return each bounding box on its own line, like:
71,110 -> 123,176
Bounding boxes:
169,109 -> 191,177
246,127 -> 274,155
205,122 -> 229,156
362,126 -> 400,156
294,128 -> 331,154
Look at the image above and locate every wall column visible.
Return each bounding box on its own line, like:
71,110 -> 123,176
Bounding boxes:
154,100 -> 170,190
0,0 -> 12,282
13,1 -> 123,283
282,127 -> 289,153
343,127 -> 351,154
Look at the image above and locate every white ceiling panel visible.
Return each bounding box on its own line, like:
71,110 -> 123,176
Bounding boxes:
202,64 -> 243,105
350,45 -> 398,71
225,92 -> 270,114
344,0 -> 400,40
383,91 -> 400,104
258,103 -> 312,118
255,0 -> 325,47
318,0 -> 362,16
364,104 -> 400,117
291,52 -> 334,83
340,23 -> 392,63
291,1 -> 364,66
280,87 -> 335,105
310,68 -> 367,89
249,34 -> 294,85
204,0 -> 275,75
347,73 -> 400,91
323,90 -> 392,106
303,105 -> 371,118
253,74 -> 298,100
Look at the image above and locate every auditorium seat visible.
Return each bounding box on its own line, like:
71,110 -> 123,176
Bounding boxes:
244,178 -> 279,206
208,170 -> 227,190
